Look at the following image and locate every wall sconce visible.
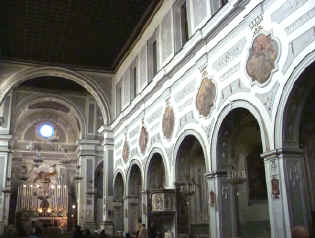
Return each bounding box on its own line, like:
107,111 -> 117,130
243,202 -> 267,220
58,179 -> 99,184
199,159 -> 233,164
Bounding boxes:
0,116 -> 4,126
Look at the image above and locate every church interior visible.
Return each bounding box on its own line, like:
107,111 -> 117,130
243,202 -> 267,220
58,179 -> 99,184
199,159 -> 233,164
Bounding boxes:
0,0 -> 314,238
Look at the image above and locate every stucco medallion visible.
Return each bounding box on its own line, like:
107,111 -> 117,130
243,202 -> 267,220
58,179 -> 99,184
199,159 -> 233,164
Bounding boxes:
122,138 -> 129,163
246,34 -> 278,84
196,73 -> 216,117
162,100 -> 174,139
139,122 -> 148,154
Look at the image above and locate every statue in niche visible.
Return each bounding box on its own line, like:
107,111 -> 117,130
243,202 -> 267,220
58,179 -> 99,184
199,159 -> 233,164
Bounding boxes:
196,70 -> 216,117
162,100 -> 174,139
246,33 -> 278,84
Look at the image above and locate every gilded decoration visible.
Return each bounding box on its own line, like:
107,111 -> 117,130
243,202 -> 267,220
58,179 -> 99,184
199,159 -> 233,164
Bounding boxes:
246,34 -> 278,84
122,138 -> 129,163
162,100 -> 175,139
139,122 -> 148,154
196,69 -> 216,117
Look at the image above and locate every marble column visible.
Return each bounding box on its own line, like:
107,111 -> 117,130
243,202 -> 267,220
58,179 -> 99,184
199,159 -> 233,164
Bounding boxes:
206,171 -> 235,238
261,148 -> 311,238
99,126 -> 114,235
77,139 -> 99,231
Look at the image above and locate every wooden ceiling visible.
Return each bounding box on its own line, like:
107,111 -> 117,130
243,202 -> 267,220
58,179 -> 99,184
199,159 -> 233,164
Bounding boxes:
0,0 -> 161,70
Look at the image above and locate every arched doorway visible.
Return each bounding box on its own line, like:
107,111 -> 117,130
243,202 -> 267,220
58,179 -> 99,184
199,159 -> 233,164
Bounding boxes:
217,108 -> 269,238
146,153 -> 173,237
280,61 -> 315,236
175,135 -> 208,238
113,172 -> 125,236
127,164 -> 142,235
94,162 -> 103,228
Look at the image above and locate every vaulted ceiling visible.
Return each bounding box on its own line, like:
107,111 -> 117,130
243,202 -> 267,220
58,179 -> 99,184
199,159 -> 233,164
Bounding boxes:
0,0 -> 162,70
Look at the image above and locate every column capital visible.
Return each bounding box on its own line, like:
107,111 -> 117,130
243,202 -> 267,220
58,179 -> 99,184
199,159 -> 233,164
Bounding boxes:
261,147 -> 303,160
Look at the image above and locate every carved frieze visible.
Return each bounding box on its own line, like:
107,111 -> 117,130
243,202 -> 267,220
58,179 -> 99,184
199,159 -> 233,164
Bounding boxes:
139,122 -> 149,154
196,70 -> 216,117
162,100 -> 174,139
122,138 -> 129,163
246,34 -> 279,84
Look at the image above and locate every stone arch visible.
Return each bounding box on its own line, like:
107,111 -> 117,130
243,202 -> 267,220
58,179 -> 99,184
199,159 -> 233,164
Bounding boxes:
12,94 -> 87,138
0,66 -> 111,124
113,170 -> 126,197
126,160 -> 143,195
144,147 -> 170,190
275,51 -> 315,149
173,129 -> 209,175
210,100 -> 270,171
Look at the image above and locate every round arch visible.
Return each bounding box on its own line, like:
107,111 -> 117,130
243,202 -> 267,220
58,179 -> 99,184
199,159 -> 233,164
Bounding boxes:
210,99 -> 270,171
126,160 -> 143,195
113,169 -> 127,197
0,66 -> 111,124
274,50 -> 315,148
144,147 -> 170,190
173,129 -> 210,175
12,94 -> 87,138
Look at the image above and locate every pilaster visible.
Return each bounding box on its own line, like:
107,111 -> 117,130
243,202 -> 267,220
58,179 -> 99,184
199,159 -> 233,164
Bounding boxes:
77,138 -> 100,231
206,170 -> 234,238
99,126 -> 114,235
261,148 -> 311,238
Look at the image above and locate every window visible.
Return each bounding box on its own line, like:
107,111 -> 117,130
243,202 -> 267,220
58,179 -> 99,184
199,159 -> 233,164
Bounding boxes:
147,31 -> 159,83
130,65 -> 137,101
39,123 -> 54,138
152,40 -> 158,76
174,0 -> 189,53
116,82 -> 122,115
180,3 -> 189,45
211,0 -> 228,14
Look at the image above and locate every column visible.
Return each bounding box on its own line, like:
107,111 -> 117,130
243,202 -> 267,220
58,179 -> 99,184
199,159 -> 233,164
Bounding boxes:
262,148 -> 310,238
77,139 -> 99,231
206,171 -> 234,238
99,126 -> 114,235
0,95 -> 12,234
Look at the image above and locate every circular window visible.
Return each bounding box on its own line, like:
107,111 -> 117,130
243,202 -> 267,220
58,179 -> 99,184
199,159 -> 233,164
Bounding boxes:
39,124 -> 54,138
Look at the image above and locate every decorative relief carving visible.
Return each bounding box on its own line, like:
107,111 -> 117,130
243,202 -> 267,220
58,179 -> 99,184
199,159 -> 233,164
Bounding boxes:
130,147 -> 139,158
147,107 -> 163,125
289,165 -> 300,188
139,122 -> 149,154
129,125 -> 140,139
162,100 -> 174,139
246,34 -> 279,84
174,80 -> 196,104
122,138 -> 129,163
196,69 -> 216,117
271,0 -> 309,24
218,79 -> 249,109
285,7 -> 315,35
249,14 -> 263,36
222,186 -> 229,200
212,37 -> 247,72
255,82 -> 280,116
220,62 -> 240,81
283,27 -> 315,75
175,111 -> 198,138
